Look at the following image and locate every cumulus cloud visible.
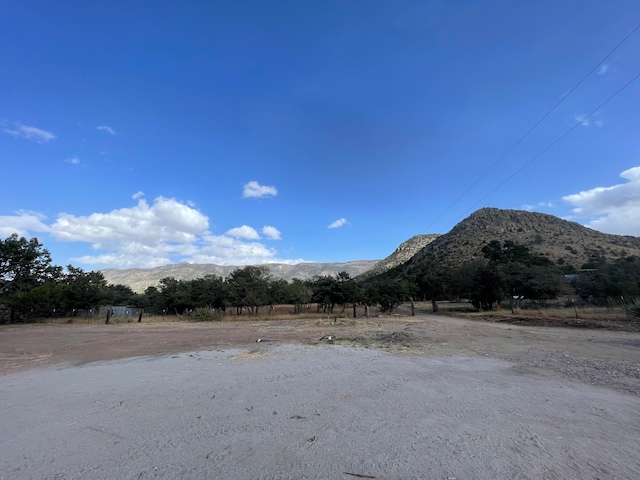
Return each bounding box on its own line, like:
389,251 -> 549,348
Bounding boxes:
97,125 -> 117,135
71,252 -> 172,269
132,191 -> 144,200
2,122 -> 55,143
226,225 -> 260,240
1,196 -> 301,269
563,166 -> 640,236
51,197 -> 210,247
242,181 -> 278,199
597,64 -> 609,75
185,235 -> 278,266
328,218 -> 348,229
0,211 -> 50,238
262,225 -> 282,240
65,156 -> 80,165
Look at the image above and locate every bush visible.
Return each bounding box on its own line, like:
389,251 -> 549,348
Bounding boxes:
192,307 -> 224,322
630,300 -> 640,319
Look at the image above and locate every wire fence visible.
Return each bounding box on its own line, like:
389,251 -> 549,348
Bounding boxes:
410,296 -> 640,318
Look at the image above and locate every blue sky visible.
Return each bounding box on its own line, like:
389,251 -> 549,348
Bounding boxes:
1,1 -> 640,269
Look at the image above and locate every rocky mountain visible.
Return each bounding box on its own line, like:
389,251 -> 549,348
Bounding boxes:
406,207 -> 640,271
102,260 -> 379,293
357,234 -> 440,280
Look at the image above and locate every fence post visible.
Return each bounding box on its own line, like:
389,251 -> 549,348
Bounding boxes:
621,296 -> 630,320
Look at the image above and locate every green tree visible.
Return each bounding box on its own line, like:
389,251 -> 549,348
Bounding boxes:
64,265 -> 109,311
227,266 -> 272,315
0,234 -> 62,322
363,279 -> 414,313
143,286 -> 164,314
310,275 -> 336,313
191,275 -> 228,311
334,271 -> 361,314
287,278 -> 313,313
103,283 -> 136,305
266,278 -> 289,314
407,260 -> 448,311
469,264 -> 505,311
572,256 -> 640,299
12,281 -> 68,319
158,277 -> 194,314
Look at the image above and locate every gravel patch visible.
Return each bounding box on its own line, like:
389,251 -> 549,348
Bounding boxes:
2,344 -> 639,480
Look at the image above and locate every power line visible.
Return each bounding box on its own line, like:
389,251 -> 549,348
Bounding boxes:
424,22 -> 640,232
450,70 -> 640,227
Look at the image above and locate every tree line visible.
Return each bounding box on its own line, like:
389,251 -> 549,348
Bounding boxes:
0,234 -> 142,322
2,234 -> 639,323
368,239 -> 640,313
0,234 -> 410,322
134,267 -> 413,317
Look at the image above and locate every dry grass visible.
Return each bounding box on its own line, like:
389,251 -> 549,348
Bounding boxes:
31,304 -> 387,326
509,308 -> 628,321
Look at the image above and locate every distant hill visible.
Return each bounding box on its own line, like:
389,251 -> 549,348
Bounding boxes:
357,234 -> 440,281
102,260 -> 379,293
406,207 -> 640,271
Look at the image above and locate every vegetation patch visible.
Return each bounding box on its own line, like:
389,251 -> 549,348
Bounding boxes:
377,331 -> 416,344
455,312 -> 640,332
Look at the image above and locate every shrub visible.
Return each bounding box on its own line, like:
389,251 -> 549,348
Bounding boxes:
192,307 -> 224,322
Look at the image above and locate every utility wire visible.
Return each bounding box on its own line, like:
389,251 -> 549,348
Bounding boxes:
450,70 -> 640,227
424,22 -> 640,232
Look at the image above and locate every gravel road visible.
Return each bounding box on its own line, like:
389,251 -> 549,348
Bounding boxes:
1,314 -> 639,479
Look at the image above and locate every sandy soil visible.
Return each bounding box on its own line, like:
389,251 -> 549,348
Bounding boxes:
1,314 -> 639,479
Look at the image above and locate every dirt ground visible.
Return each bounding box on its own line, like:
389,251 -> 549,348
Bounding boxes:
2,313 -> 640,479
2,313 -> 639,395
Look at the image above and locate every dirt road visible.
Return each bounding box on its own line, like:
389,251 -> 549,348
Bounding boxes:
2,314 -> 639,395
1,314 -> 639,479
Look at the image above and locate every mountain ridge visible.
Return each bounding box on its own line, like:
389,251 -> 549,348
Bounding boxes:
406,207 -> 640,271
357,234 -> 440,281
102,260 -> 378,293
102,208 -> 640,292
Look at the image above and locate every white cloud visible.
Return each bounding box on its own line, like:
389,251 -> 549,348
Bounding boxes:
573,113 -> 603,128
2,196 -> 302,269
226,225 -> 260,240
97,125 -> 117,135
262,225 -> 282,240
185,234 -> 305,266
132,191 -> 144,200
2,122 -> 55,143
563,166 -> 640,236
328,218 -> 348,229
242,181 -> 278,199
597,64 -> 609,75
51,196 -> 210,246
0,211 -> 50,238
65,156 -> 80,165
70,252 -> 171,269
522,201 -> 555,211
573,114 -> 590,127
185,235 -> 277,266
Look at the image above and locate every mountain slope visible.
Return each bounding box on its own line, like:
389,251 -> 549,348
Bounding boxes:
102,260 -> 378,292
407,207 -> 640,270
358,234 -> 440,280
